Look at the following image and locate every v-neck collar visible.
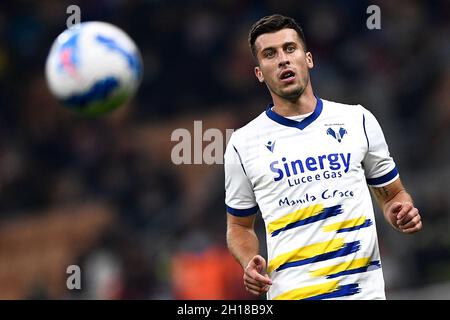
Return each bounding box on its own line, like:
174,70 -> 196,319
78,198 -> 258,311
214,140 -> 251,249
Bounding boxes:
265,97 -> 323,130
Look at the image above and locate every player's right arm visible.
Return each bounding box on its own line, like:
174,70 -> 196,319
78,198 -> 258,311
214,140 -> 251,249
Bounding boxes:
224,133 -> 272,296
227,213 -> 272,296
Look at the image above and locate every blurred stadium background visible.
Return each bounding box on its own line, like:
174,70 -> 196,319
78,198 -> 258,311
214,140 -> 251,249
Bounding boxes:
0,0 -> 449,299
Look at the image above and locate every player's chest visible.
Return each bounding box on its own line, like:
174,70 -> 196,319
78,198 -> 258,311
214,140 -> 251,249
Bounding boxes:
244,122 -> 366,185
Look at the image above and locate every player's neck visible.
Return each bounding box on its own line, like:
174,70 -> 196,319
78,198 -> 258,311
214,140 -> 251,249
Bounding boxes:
272,86 -> 316,117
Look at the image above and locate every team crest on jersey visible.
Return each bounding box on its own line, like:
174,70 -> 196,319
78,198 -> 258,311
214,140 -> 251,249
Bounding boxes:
265,140 -> 276,152
327,127 -> 347,143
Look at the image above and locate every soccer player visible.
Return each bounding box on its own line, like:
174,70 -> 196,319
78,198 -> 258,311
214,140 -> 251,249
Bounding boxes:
224,14 -> 422,300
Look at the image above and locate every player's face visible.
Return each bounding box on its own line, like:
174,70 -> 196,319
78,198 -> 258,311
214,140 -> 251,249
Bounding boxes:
254,28 -> 314,101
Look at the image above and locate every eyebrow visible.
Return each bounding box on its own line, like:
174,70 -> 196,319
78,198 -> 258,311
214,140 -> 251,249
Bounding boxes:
260,41 -> 298,54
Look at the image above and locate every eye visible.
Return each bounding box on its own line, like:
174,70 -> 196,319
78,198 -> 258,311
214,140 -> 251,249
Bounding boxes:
263,50 -> 275,59
286,45 -> 296,53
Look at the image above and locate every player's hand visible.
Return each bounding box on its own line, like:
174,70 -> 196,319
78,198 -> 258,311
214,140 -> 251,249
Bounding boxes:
388,201 -> 422,234
243,255 -> 272,296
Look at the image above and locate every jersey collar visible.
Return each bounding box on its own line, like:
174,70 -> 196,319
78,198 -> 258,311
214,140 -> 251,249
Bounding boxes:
265,97 -> 323,130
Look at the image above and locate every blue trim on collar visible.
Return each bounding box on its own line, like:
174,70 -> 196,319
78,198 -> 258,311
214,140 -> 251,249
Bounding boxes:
265,97 -> 323,130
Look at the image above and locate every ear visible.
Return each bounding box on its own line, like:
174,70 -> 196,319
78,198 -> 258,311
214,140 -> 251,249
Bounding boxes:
254,66 -> 265,83
305,52 -> 314,69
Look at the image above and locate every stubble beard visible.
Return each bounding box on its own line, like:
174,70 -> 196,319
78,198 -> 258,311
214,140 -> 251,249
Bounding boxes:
280,85 -> 305,102
271,73 -> 310,103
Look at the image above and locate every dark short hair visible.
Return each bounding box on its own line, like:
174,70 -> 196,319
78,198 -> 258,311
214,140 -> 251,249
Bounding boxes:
248,14 -> 307,60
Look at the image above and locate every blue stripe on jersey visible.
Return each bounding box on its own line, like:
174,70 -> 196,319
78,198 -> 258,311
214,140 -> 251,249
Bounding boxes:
271,205 -> 343,237
265,97 -> 323,130
326,260 -> 381,279
275,241 -> 361,272
226,205 -> 259,216
303,283 -> 360,300
363,113 -> 369,148
232,145 -> 247,176
366,167 -> 399,186
336,219 -> 373,233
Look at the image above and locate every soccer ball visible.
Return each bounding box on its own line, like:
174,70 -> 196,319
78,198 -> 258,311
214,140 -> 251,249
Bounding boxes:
45,21 -> 143,116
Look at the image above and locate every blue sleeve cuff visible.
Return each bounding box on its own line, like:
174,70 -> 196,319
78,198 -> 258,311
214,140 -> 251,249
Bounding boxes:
366,167 -> 399,186
226,205 -> 259,217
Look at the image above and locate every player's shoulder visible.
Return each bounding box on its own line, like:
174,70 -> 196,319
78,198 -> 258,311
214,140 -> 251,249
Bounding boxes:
321,98 -> 367,115
228,111 -> 268,145
320,98 -> 376,124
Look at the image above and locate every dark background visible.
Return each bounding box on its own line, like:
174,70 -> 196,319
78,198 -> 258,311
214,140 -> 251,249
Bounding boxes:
0,0 -> 449,299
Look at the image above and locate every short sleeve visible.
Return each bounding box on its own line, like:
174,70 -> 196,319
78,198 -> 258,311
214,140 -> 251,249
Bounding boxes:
224,134 -> 259,216
361,107 -> 399,187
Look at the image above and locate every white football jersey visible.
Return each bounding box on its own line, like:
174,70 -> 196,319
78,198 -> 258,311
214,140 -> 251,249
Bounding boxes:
224,98 -> 399,300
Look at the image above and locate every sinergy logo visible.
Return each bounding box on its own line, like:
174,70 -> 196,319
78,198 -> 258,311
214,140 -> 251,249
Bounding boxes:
270,153 -> 351,182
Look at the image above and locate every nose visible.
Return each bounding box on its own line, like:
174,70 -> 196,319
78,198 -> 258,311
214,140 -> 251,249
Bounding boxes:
278,51 -> 290,68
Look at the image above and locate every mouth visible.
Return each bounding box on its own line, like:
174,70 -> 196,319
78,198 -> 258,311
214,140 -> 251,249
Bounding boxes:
279,69 -> 296,83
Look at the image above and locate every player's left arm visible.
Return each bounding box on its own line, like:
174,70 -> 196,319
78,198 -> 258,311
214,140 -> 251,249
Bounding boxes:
370,178 -> 422,234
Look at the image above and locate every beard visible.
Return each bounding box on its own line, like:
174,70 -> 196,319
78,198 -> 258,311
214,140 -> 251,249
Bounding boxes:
279,85 -> 305,101
267,73 -> 309,102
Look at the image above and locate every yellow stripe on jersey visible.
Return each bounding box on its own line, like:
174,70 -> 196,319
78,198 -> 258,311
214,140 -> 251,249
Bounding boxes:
267,238 -> 345,274
273,280 -> 340,300
309,257 -> 371,278
322,216 -> 367,232
267,203 -> 324,235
